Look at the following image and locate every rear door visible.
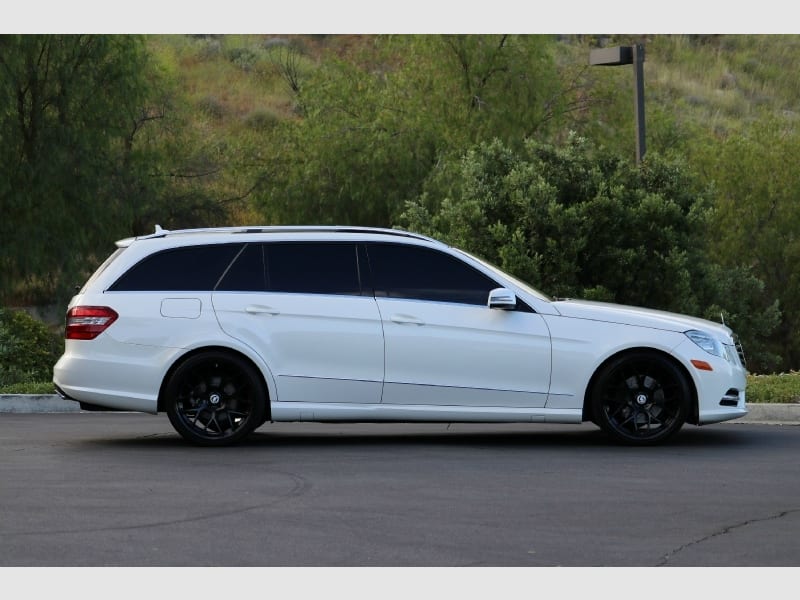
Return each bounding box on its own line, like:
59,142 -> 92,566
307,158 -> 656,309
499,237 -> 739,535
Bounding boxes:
211,242 -> 384,404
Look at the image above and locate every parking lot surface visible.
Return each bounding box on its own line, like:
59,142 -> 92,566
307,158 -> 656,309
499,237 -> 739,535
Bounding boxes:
1,414 -> 799,566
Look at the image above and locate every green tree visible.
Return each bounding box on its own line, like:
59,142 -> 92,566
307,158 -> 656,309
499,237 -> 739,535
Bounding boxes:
252,35 -> 564,227
699,118 -> 800,370
0,35 -> 151,303
388,35 -> 562,149
0,35 -> 247,305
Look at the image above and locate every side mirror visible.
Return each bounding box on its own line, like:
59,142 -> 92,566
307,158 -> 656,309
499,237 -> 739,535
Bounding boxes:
488,288 -> 516,310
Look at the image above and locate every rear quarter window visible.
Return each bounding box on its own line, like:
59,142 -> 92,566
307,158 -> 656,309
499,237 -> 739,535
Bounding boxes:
108,244 -> 244,292
79,247 -> 127,294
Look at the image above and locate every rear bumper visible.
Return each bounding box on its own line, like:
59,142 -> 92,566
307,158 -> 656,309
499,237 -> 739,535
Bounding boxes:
52,337 -> 176,414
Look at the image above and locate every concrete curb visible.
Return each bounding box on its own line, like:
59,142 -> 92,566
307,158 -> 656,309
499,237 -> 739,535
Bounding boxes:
735,402 -> 800,424
1,394 -> 81,413
1,394 -> 799,423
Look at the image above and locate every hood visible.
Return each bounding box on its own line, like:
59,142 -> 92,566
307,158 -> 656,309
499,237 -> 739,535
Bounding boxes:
552,299 -> 733,340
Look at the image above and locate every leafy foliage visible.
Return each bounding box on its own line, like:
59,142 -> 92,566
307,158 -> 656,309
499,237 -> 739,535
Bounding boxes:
399,136 -> 779,371
0,381 -> 55,395
746,372 -> 800,403
695,117 -> 800,370
0,35 -> 260,303
252,35 -> 564,227
0,309 -> 63,387
0,35 -> 152,302
1,34 -> 798,372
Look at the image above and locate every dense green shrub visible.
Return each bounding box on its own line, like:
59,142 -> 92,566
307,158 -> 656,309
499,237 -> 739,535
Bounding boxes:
226,46 -> 258,71
0,309 -> 64,387
244,109 -> 280,131
0,381 -> 55,394
399,136 -> 779,371
746,372 -> 800,404
197,95 -> 226,120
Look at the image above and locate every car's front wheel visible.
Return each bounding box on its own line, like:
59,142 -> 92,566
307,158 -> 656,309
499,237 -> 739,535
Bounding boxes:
591,352 -> 691,445
164,351 -> 266,446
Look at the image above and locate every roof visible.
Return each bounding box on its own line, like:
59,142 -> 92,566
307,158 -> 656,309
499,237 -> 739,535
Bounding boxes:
147,224 -> 435,241
115,225 -> 440,248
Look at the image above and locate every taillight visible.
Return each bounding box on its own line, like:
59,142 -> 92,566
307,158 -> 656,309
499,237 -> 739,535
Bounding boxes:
65,306 -> 119,340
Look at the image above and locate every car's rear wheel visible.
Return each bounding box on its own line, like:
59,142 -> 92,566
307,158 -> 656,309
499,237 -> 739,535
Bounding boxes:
164,351 -> 265,446
591,352 -> 691,445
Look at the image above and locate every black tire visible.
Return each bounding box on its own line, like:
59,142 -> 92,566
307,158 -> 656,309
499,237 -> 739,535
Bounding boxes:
591,352 -> 691,445
164,351 -> 266,446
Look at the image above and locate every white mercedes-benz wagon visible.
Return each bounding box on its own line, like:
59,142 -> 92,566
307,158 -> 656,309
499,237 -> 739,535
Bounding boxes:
53,226 -> 747,446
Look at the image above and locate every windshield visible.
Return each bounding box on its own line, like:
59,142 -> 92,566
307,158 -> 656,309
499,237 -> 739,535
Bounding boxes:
454,248 -> 554,302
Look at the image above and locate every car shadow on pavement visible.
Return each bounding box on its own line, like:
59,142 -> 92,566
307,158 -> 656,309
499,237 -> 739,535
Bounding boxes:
83,422 -> 756,451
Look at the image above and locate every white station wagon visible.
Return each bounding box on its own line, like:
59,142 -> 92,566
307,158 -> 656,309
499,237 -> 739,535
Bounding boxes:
53,226 -> 748,446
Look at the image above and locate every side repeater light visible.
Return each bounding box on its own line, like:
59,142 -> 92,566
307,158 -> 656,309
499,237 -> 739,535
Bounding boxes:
690,359 -> 713,371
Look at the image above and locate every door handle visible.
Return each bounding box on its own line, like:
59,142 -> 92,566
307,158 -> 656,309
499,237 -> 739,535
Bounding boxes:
245,305 -> 280,316
390,314 -> 425,326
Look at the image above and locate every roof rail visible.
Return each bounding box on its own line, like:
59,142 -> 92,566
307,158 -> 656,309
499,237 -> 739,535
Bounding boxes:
135,224 -> 439,243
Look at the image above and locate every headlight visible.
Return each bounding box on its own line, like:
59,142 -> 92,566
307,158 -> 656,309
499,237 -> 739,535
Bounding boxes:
685,330 -> 725,359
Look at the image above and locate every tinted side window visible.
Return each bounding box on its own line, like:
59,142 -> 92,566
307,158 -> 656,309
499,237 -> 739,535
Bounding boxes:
266,243 -> 361,295
109,244 -> 243,292
367,244 -> 497,305
216,244 -> 266,292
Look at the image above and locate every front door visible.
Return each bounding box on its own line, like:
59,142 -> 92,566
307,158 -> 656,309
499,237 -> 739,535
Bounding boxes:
367,243 -> 552,408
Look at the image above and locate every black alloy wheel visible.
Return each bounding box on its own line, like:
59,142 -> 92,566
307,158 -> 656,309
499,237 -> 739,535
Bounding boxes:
591,352 -> 691,445
165,351 -> 266,446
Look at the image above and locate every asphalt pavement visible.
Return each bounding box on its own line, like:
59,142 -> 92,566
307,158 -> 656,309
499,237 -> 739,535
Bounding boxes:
1,414 -> 799,568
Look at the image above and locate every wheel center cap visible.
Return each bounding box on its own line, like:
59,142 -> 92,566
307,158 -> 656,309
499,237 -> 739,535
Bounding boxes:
209,393 -> 221,406
635,393 -> 648,405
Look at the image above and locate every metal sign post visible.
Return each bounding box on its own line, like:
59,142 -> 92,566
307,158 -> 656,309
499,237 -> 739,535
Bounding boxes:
590,44 -> 646,165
